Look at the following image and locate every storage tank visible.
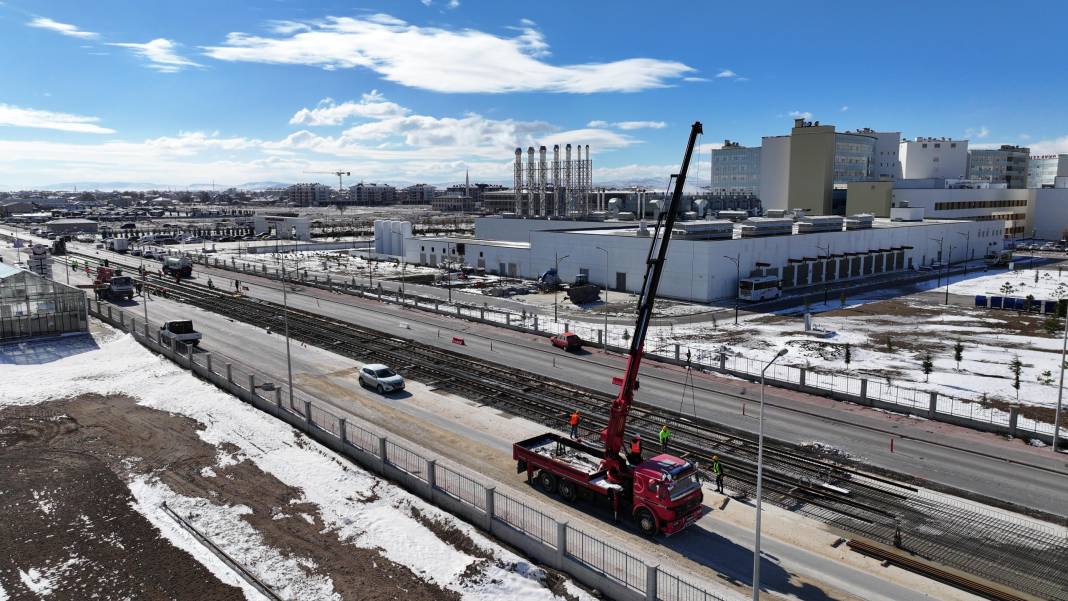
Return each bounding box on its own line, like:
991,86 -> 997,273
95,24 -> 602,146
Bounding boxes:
373,220 -> 386,255
390,221 -> 402,257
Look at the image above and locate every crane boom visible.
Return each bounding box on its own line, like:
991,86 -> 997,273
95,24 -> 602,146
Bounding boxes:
603,121 -> 703,478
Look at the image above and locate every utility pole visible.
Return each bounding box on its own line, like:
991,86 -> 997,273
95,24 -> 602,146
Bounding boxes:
725,254 -> 740,324
816,243 -> 830,306
753,348 -> 788,601
1056,312 -> 1067,453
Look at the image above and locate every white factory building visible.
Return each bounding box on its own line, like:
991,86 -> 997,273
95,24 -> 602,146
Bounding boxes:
397,216 -> 996,303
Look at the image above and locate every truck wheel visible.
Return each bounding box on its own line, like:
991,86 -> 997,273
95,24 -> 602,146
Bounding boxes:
537,471 -> 557,494
558,479 -> 576,502
636,508 -> 657,536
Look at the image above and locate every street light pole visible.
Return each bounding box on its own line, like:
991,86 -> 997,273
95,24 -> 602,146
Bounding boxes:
753,348 -> 788,601
553,252 -> 569,323
280,241 -> 295,410
944,245 -> 954,305
930,237 -> 944,286
596,246 -> 609,348
958,231 -> 971,276
816,243 -> 830,306
725,254 -> 740,325
1055,312 -> 1067,453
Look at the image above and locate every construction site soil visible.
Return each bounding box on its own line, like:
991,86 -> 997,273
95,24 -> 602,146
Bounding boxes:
0,394 -> 459,600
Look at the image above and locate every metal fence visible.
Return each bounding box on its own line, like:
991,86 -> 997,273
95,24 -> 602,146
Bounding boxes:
435,462 -> 487,510
566,526 -> 647,592
385,440 -> 426,479
493,490 -> 558,547
345,420 -> 379,455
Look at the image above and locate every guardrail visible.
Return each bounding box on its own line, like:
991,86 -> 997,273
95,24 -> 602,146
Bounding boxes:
88,299 -> 734,601
172,250 -> 1061,444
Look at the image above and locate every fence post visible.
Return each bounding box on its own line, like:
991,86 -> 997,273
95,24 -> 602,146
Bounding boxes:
107,305 -> 112,321
275,387 -> 282,408
226,363 -> 233,383
645,565 -> 658,601
304,401 -> 312,425
143,323 -> 149,339
339,418 -> 347,444
860,378 -> 868,402
484,487 -> 495,531
555,522 -> 567,569
506,313 -> 511,326
533,316 -> 539,331
565,322 -> 569,332
598,330 -> 603,346
719,353 -> 726,371
456,305 -> 461,316
119,312 -> 124,329
479,307 -> 485,320
1008,406 -> 1019,437
248,374 -> 255,398
928,391 -> 938,418
205,354 -> 212,374
799,368 -> 806,387
426,459 -> 437,498
674,344 -> 680,361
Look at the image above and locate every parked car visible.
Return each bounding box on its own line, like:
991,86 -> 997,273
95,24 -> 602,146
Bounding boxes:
550,332 -> 583,351
358,363 -> 405,393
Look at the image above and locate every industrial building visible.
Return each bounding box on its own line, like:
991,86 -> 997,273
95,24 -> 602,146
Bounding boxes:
252,214 -> 311,240
0,263 -> 88,342
348,183 -> 397,206
399,215 -> 993,303
710,140 -> 761,197
899,137 -> 969,179
45,217 -> 98,236
512,143 -> 594,217
967,145 -> 1030,188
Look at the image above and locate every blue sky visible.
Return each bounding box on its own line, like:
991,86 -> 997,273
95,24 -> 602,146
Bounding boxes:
1,0 -> 1066,189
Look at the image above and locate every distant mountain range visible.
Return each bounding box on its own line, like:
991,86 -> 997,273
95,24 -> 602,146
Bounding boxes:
29,181 -> 293,192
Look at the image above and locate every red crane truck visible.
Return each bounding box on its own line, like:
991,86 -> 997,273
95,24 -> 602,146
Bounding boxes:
514,122 -> 706,536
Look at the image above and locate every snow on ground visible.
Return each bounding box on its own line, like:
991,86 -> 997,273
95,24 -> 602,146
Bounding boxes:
0,329 -> 595,601
223,248 -> 439,281
933,267 -> 1068,299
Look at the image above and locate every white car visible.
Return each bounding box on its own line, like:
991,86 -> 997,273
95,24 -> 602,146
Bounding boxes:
358,363 -> 405,393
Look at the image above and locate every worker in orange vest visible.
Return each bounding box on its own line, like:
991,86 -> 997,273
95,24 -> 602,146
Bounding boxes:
569,411 -> 580,439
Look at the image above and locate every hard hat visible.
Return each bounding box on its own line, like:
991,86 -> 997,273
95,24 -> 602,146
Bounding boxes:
712,455 -> 719,460
635,434 -> 641,439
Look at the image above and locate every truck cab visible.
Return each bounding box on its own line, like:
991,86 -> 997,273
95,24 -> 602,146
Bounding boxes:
162,255 -> 193,277
631,455 -> 704,535
159,320 -> 202,347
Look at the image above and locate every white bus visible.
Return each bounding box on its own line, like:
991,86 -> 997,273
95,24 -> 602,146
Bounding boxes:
738,275 -> 781,301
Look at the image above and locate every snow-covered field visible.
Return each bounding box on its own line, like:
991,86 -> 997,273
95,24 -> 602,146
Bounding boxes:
0,329 -> 594,601
222,248 -> 441,281
934,267 -> 1068,299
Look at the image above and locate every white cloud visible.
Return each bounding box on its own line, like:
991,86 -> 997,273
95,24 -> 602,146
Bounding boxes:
290,91 -> 409,125
447,0 -> 460,7
789,110 -> 812,120
0,103 -> 114,134
1026,135 -> 1068,155
27,17 -> 98,39
965,126 -> 990,139
202,15 -> 693,93
614,120 -> 666,130
585,120 -> 665,130
110,38 -> 202,72
420,0 -> 432,5
715,69 -> 737,78
682,76 -> 709,82
840,105 -> 849,112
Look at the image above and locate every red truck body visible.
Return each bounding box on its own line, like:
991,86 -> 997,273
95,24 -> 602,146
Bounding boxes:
513,433 -> 704,535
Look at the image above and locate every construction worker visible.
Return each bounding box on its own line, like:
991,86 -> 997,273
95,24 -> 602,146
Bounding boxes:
207,278 -> 214,290
659,424 -> 672,451
235,279 -> 241,292
569,410 -> 580,439
712,455 -> 724,493
628,435 -> 642,465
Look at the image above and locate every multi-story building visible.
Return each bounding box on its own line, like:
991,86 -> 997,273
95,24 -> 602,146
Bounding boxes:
849,128 -> 901,180
399,183 -> 436,204
710,140 -> 761,197
899,137 -> 969,179
787,120 -> 836,215
1028,154 -> 1068,188
348,183 -> 396,206
834,131 -> 876,183
285,183 -> 331,207
968,145 -> 1030,188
